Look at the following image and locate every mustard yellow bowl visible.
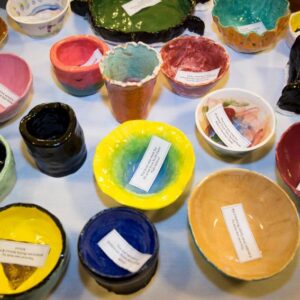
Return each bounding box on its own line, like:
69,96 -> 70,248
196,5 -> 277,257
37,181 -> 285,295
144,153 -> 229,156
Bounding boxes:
93,120 -> 195,210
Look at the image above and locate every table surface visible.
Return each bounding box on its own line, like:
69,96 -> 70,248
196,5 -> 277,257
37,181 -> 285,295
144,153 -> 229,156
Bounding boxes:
1,4 -> 300,300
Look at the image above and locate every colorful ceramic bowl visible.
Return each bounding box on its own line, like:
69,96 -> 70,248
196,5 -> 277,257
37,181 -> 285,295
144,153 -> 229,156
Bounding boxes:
195,88 -> 276,157
212,0 -> 289,53
0,17 -> 8,45
93,120 -> 195,210
286,11 -> 300,47
160,36 -> 229,98
0,203 -> 69,299
0,53 -> 32,123
50,35 -> 109,96
188,168 -> 300,281
276,122 -> 300,197
78,207 -> 159,294
6,0 -> 69,37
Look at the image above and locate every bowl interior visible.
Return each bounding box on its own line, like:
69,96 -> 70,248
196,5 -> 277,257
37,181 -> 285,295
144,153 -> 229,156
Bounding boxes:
188,169 -> 299,280
0,139 -> 7,173
0,17 -> 7,43
0,205 -> 64,294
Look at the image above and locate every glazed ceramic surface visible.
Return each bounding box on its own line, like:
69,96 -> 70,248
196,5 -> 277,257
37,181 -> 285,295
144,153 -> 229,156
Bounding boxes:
100,42 -> 161,122
0,17 -> 7,45
0,136 -> 16,202
50,35 -> 109,96
19,102 -> 87,177
160,36 -> 229,98
188,168 -> 300,281
78,207 -> 159,294
195,88 -> 275,156
6,0 -> 69,37
286,12 -> 300,47
212,0 -> 289,53
0,203 -> 69,300
93,120 -> 195,210
276,122 -> 300,197
0,53 -> 32,123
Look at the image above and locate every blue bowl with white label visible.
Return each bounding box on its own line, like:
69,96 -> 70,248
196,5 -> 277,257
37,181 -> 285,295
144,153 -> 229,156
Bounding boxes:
78,207 -> 159,294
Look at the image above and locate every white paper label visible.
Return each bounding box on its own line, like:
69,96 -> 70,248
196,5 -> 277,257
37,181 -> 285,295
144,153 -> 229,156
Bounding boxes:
0,240 -> 50,267
296,183 -> 300,191
81,49 -> 102,67
129,135 -> 171,192
122,0 -> 161,16
98,229 -> 151,273
221,204 -> 262,263
175,68 -> 220,85
237,22 -> 267,35
0,83 -> 19,108
206,104 -> 251,149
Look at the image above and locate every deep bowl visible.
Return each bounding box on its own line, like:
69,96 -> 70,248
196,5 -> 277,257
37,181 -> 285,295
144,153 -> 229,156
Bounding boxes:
276,122 -> 300,197
78,207 -> 159,294
0,17 -> 8,45
93,120 -> 195,210
160,36 -> 229,98
0,203 -> 69,300
0,53 -> 32,123
212,0 -> 289,53
188,168 -> 300,280
286,11 -> 300,47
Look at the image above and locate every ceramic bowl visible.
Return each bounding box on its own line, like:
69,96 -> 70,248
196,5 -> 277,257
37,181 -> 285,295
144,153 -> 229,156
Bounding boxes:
212,0 -> 289,53
195,88 -> 276,157
188,168 -> 300,280
0,17 -> 8,45
286,11 -> 300,47
160,36 -> 229,98
50,35 -> 109,96
276,122 -> 300,197
6,0 -> 69,37
93,120 -> 195,210
0,53 -> 32,123
0,203 -> 69,299
78,207 -> 159,294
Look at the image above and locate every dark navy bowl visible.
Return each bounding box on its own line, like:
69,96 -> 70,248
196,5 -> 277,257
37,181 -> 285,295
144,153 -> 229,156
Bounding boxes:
78,207 -> 159,294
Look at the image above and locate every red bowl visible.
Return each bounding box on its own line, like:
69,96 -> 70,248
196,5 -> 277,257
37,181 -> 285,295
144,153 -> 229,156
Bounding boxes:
276,122 -> 300,197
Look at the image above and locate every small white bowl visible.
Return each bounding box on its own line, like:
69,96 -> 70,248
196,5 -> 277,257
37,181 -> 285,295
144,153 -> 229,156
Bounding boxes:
195,88 -> 276,157
6,0 -> 69,37
286,11 -> 300,48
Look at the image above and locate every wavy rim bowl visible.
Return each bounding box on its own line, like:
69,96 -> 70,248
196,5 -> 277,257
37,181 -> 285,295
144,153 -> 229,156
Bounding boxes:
93,120 -> 195,210
0,17 -> 8,44
195,88 -> 276,154
188,168 -> 300,281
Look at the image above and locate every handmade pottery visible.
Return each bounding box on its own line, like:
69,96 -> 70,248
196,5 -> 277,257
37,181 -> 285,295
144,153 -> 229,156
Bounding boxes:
19,102 -> 87,177
0,17 -> 7,45
99,42 -> 161,123
50,35 -> 109,96
78,207 -> 159,294
188,168 -> 300,280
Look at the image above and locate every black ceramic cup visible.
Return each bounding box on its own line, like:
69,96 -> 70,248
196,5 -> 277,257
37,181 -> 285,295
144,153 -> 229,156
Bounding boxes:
19,102 -> 87,177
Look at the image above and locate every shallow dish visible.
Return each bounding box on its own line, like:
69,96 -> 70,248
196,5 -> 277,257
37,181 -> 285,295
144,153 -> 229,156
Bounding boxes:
212,0 -> 289,53
0,17 -> 8,45
188,168 -> 300,280
0,203 -> 69,299
160,36 -> 229,98
93,120 -> 195,210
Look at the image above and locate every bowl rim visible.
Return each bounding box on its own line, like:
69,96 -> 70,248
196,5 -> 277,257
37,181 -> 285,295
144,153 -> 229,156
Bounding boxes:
195,87 -> 276,153
77,206 -> 159,280
160,35 -> 230,87
276,122 -> 300,197
0,135 -> 14,181
0,202 -> 68,297
188,167 -> 300,281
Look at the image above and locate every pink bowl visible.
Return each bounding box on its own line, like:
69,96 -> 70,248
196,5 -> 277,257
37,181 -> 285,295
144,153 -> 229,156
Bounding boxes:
276,122 -> 300,197
0,53 -> 32,123
160,36 -> 230,98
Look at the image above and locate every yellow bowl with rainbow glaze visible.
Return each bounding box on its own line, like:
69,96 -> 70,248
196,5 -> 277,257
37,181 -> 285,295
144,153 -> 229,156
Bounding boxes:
93,120 -> 195,210
0,203 -> 69,300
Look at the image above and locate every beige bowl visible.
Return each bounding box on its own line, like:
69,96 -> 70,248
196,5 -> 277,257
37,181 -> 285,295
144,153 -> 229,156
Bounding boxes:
188,168 -> 300,280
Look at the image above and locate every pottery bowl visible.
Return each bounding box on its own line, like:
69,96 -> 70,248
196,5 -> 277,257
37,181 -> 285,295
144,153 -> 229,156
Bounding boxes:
0,53 -> 32,123
0,203 -> 69,300
50,35 -> 109,96
212,0 -> 289,53
160,36 -> 229,98
6,0 -> 69,37
195,88 -> 275,157
188,168 -> 300,280
276,122 -> 300,197
286,11 -> 300,47
78,207 -> 159,294
0,17 -> 8,45
93,120 -> 195,210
